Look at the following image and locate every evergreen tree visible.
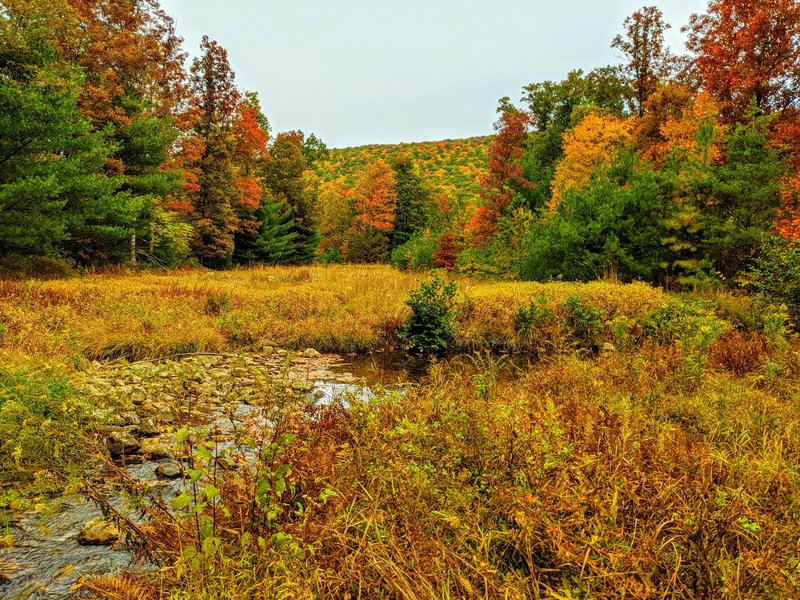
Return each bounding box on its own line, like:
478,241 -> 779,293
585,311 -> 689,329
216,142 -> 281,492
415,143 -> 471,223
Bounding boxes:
234,193 -> 297,264
0,5 -> 134,260
390,155 -> 433,249
265,132 -> 319,263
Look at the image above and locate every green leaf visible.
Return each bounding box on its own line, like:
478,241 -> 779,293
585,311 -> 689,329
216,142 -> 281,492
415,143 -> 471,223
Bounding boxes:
171,493 -> 193,510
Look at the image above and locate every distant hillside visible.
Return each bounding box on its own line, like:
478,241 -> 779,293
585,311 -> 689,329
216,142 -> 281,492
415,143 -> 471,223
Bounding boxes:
314,136 -> 492,201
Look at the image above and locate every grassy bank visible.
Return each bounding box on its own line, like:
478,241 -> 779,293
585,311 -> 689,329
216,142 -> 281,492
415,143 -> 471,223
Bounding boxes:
0,265 -> 780,365
82,349 -> 800,598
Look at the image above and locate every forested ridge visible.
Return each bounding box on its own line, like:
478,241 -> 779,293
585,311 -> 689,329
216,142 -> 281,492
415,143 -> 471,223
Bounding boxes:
1,0 -> 799,291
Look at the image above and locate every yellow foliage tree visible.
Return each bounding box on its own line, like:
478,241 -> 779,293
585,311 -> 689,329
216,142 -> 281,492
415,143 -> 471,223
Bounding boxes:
550,113 -> 635,208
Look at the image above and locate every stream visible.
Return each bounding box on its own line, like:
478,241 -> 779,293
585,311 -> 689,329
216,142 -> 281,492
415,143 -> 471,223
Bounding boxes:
0,351 -> 412,599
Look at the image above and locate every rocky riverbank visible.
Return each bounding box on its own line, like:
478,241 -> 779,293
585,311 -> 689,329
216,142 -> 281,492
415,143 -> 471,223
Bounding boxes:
1,349 -> 402,599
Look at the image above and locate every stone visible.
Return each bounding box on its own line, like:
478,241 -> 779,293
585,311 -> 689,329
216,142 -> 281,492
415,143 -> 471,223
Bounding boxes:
106,430 -> 140,457
77,517 -> 120,546
130,389 -> 146,404
157,410 -> 175,425
301,348 -> 322,358
139,437 -> 173,459
155,461 -> 183,479
277,349 -> 289,357
138,418 -> 160,437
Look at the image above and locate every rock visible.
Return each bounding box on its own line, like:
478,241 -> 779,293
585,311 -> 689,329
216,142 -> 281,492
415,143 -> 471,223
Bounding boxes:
77,517 -> 120,546
602,342 -> 617,353
138,418 -> 160,437
106,430 -> 140,457
130,389 -> 146,404
139,437 -> 173,459
301,348 -> 322,358
155,461 -> 183,479
313,390 -> 325,400
277,349 -> 289,357
120,412 -> 140,426
157,410 -> 175,425
263,346 -> 274,355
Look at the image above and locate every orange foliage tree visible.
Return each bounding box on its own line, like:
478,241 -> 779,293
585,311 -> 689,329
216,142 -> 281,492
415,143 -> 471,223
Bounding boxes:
353,160 -> 397,232
685,0 -> 800,121
550,113 -> 635,207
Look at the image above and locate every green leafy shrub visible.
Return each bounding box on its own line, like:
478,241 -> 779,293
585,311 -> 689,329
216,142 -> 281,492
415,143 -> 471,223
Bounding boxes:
748,235 -> 800,329
564,296 -> 604,349
390,230 -> 438,272
400,275 -> 458,356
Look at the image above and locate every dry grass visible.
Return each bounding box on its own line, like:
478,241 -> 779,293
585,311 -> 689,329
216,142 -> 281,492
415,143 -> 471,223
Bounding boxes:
0,265 -> 716,367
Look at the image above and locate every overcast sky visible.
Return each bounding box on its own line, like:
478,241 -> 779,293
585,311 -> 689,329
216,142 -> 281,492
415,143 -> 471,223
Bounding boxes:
158,0 -> 708,148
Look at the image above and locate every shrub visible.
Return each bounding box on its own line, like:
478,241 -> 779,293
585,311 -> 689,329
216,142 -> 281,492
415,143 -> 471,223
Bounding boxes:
0,254 -> 78,280
399,275 -> 458,356
564,295 -> 604,350
390,230 -> 438,272
748,235 -> 800,329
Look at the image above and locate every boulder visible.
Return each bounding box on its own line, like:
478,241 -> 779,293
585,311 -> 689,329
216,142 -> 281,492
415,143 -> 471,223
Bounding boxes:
138,418 -> 160,437
106,430 -> 140,457
139,437 -> 173,459
301,348 -> 322,358
156,461 -> 183,479
77,517 -> 120,546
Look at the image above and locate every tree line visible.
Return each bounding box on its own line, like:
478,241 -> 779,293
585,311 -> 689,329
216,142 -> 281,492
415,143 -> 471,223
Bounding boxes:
2,0 -> 799,289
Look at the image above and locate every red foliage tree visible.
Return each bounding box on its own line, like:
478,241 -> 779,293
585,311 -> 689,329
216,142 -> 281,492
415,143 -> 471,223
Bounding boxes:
685,0 -> 800,121
469,109 -> 533,247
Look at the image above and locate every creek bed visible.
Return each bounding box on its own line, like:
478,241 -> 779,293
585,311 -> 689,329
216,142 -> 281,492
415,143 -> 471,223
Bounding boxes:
0,351 -> 411,599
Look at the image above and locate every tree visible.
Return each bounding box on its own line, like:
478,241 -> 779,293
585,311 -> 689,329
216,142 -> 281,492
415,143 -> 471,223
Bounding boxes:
353,159 -> 397,232
550,113 -> 635,207
317,180 -> 352,257
391,154 -> 433,249
521,68 -> 633,211
298,131 -> 329,166
264,132 -> 319,263
662,111 -> 786,282
469,107 -> 533,246
0,1 -> 138,261
612,6 -> 675,116
185,36 -> 241,267
347,160 -> 397,262
521,157 -> 672,283
233,193 -> 297,265
685,0 -> 800,121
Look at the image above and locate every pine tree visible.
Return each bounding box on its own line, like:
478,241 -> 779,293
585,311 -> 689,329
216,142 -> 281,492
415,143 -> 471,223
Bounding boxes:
234,194 -> 297,264
264,132 -> 319,263
391,155 -> 432,249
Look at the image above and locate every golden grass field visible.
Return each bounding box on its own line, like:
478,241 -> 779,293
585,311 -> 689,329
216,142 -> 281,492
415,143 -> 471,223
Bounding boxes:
0,264 -> 671,366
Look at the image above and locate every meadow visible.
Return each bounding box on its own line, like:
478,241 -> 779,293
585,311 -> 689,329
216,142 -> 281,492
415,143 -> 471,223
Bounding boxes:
1,265 -> 799,598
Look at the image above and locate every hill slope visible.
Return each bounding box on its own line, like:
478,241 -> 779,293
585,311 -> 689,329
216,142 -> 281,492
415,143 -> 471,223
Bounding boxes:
314,136 -> 492,201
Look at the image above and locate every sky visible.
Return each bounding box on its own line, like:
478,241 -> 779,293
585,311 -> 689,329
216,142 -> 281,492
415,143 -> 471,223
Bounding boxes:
158,0 -> 709,148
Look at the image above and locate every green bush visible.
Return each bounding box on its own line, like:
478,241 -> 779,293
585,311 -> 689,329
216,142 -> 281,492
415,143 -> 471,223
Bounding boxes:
564,296 -> 604,350
0,369 -> 92,494
390,230 -> 438,272
400,275 -> 458,356
748,235 -> 800,329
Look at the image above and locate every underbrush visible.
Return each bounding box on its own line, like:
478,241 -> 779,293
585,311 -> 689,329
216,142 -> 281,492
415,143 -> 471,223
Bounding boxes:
78,343 -> 800,599
0,367 -> 94,498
